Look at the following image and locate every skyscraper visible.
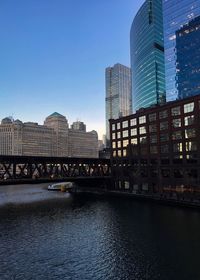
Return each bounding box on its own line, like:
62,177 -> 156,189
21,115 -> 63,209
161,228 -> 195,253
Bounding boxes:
130,0 -> 165,112
163,0 -> 200,101
176,16 -> 200,99
105,63 -> 131,147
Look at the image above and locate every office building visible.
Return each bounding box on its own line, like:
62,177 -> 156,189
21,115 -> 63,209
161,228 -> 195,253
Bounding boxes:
44,112 -> 69,157
0,114 -> 98,158
68,129 -> 98,158
71,121 -> 86,132
110,94 -> 200,193
130,0 -> 165,112
105,63 -> 131,147
176,16 -> 200,99
0,118 -> 55,157
163,0 -> 200,101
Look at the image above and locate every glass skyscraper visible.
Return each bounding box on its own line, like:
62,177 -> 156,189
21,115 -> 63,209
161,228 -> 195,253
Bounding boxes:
176,16 -> 200,99
105,63 -> 131,146
130,0 -> 165,113
163,0 -> 200,101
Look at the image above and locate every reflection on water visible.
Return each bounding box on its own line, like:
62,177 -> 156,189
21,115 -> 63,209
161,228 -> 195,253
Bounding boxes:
0,183 -> 71,207
0,184 -> 200,280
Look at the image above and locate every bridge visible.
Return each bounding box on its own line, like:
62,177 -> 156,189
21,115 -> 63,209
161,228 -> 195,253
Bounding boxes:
0,155 -> 111,185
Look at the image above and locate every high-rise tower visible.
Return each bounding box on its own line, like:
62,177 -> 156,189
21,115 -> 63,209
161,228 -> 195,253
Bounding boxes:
105,63 -> 132,147
163,0 -> 200,101
176,16 -> 200,99
130,0 -> 166,112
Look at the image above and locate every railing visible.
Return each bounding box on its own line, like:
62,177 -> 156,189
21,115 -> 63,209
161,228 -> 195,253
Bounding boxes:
0,155 -> 111,182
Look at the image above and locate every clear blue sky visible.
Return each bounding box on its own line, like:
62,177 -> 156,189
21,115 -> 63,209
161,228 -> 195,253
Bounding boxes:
0,0 -> 144,139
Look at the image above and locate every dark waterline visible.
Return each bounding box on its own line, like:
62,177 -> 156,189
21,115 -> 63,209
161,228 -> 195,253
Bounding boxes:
0,186 -> 200,280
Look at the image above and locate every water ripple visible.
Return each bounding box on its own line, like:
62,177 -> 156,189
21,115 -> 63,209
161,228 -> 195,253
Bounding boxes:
0,186 -> 200,279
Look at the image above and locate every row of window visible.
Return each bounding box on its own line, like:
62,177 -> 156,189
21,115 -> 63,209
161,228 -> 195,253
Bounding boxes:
113,141 -> 197,157
113,141 -> 196,152
115,169 -> 198,179
112,102 -> 196,130
113,130 -> 196,148
113,117 -> 195,139
112,127 -> 196,140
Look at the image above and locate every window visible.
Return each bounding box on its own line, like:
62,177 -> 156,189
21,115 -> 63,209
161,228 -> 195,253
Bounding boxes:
123,140 -> 129,147
174,155 -> 183,160
185,128 -> 196,138
141,169 -> 148,177
117,123 -> 121,130
117,132 -> 121,139
161,169 -> 170,178
173,143 -> 182,152
149,113 -> 156,122
174,169 -> 183,178
117,141 -> 121,148
141,147 -> 148,155
186,141 -> 197,151
112,124 -> 115,130
172,118 -> 181,128
172,131 -> 182,140
171,106 -> 180,116
131,138 -> 138,145
161,145 -> 169,153
159,110 -> 168,119
117,150 -> 121,157
139,116 -> 146,124
140,136 -> 147,144
123,149 -> 127,157
130,118 -> 137,126
149,124 -> 157,133
150,135 -> 157,143
113,151 -> 116,157
160,133 -> 169,142
186,154 -> 197,160
150,146 -> 157,154
161,158 -> 169,164
160,121 -> 168,131
112,142 -> 116,149
131,128 -> 137,136
184,115 -> 194,126
139,126 -> 146,134
131,146 -> 138,155
151,169 -> 158,177
122,121 -> 128,128
184,102 -> 194,113
112,133 -> 116,140
122,130 -> 128,138
186,169 -> 197,179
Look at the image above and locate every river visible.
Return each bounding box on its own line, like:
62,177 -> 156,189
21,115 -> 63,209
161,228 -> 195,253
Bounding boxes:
0,184 -> 200,280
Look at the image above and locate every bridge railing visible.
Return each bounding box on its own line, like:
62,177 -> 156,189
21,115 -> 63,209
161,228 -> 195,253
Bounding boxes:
0,155 -> 111,181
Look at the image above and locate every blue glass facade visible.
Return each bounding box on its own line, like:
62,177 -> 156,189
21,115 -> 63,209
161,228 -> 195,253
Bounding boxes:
163,0 -> 200,101
130,0 -> 165,113
176,16 -> 200,99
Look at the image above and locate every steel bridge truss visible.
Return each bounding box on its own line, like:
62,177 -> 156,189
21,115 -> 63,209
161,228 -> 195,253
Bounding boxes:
0,155 -> 111,181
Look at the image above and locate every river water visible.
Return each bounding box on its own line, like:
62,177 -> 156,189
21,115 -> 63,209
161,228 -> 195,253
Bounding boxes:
0,184 -> 200,280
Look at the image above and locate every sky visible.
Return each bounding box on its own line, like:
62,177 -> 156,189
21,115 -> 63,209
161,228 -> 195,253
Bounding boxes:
0,0 -> 144,139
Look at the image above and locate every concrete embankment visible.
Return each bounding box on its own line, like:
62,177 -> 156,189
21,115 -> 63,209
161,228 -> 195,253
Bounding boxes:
73,187 -> 200,210
1,183 -> 200,211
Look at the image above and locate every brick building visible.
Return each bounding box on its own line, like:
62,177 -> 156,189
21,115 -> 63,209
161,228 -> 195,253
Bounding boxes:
110,95 -> 200,195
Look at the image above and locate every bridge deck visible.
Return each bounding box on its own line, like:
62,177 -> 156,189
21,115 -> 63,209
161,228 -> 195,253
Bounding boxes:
0,155 -> 111,184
